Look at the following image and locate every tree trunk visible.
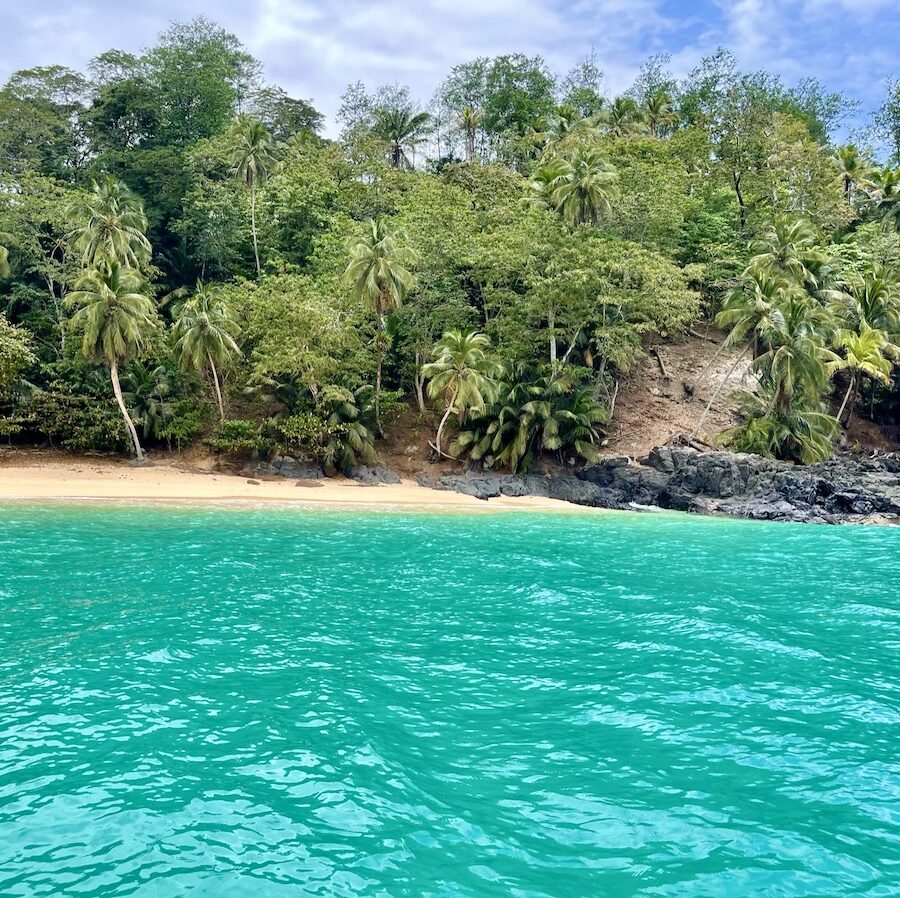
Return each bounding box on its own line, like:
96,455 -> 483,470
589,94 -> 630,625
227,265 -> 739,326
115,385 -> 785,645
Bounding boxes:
690,346 -> 749,441
414,351 -> 426,413
732,171 -> 746,231
845,376 -> 860,428
465,129 -> 475,163
435,390 -> 458,457
548,306 -> 557,369
110,360 -> 143,461
693,336 -> 730,386
374,314 -> 384,436
208,352 -> 225,421
250,181 -> 260,275
838,374 -> 856,424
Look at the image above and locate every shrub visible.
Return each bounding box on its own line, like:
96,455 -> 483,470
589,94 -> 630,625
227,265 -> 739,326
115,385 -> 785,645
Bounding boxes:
11,384 -> 128,452
159,401 -> 214,451
205,418 -> 267,454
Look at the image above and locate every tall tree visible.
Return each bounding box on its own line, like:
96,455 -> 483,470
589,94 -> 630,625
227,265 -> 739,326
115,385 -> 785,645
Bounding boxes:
248,86 -> 323,142
874,79 -> 900,163
0,65 -> 88,177
228,114 -> 275,274
372,101 -> 431,168
144,17 -> 259,147
65,262 -> 157,460
457,107 -> 482,163
872,168 -> 900,232
561,52 -> 605,118
833,326 -> 893,425
344,219 -> 417,432
172,281 -> 241,420
643,90 -> 678,138
482,54 -> 556,138
602,96 -> 647,137
831,144 -> 874,205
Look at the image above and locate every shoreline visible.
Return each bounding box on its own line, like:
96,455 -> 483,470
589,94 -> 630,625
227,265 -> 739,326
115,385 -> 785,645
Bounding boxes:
0,455 -> 599,514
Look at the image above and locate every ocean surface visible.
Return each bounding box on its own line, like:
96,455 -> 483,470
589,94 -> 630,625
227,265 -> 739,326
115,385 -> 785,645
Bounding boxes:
0,504 -> 898,897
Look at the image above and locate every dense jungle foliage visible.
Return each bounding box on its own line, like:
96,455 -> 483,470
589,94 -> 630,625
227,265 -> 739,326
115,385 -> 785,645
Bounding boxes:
1,18 -> 900,470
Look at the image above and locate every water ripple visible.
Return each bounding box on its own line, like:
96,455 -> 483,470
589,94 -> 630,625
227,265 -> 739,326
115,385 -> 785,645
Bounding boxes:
0,505 -> 898,896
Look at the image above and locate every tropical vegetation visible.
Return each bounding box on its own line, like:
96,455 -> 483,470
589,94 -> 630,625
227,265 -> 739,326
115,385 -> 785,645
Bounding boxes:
1,20 -> 899,474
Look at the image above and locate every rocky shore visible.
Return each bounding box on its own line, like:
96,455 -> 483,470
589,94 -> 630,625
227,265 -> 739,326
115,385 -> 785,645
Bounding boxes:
416,447 -> 900,525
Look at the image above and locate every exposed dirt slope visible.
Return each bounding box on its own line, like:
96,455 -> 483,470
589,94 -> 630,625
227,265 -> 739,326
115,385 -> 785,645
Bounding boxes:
604,329 -> 752,458
383,327 -> 898,466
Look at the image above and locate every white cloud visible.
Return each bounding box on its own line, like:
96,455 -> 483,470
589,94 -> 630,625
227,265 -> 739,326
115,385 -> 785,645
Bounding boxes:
0,0 -> 897,138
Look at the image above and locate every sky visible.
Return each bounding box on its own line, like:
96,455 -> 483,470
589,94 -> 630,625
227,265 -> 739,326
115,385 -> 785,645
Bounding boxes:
3,0 -> 899,139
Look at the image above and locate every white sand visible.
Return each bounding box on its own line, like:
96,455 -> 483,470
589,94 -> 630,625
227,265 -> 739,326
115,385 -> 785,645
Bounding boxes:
0,454 -> 593,513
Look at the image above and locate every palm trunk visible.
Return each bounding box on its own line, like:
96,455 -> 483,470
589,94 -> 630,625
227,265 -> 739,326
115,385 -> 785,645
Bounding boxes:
465,129 -> 475,162
845,377 -> 860,428
374,314 -> 384,436
250,181 -> 260,275
694,336 -> 730,386
690,346 -> 749,441
435,386 -> 459,456
414,351 -> 426,413
733,171 -> 746,231
208,352 -> 225,421
548,306 -> 557,369
110,360 -> 143,461
837,374 -> 855,425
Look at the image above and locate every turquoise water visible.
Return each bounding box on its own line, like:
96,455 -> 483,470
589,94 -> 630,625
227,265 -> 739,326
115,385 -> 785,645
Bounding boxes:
0,505 -> 898,897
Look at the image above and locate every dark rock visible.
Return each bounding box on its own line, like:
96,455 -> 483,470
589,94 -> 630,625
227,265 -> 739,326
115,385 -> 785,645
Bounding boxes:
646,446 -> 675,474
413,445 -> 900,525
346,465 -> 401,485
246,479 -> 260,485
416,473 -> 501,500
255,459 -> 326,480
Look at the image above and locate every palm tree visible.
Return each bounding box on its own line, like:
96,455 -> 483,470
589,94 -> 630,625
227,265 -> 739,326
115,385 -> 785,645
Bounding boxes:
717,269 -> 796,349
0,232 -> 10,278
228,115 -> 276,275
422,330 -> 502,457
452,368 -> 607,473
754,296 -> 838,414
692,270 -> 798,440
534,148 -> 618,227
538,104 -> 600,153
372,104 -> 431,168
457,106 -> 482,162
172,281 -> 241,421
521,377 -> 607,464
831,144 -> 873,204
644,90 -> 678,138
871,168 -> 900,232
833,326 -> 893,425
748,217 -> 825,289
67,177 -> 151,270
319,385 -> 378,473
122,363 -> 175,440
601,96 -> 647,138
65,262 -> 157,460
720,386 -> 838,464
344,218 -> 417,432
831,264 -> 900,353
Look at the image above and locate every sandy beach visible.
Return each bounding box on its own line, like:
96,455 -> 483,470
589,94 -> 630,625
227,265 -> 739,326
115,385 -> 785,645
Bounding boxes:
0,452 -> 589,512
